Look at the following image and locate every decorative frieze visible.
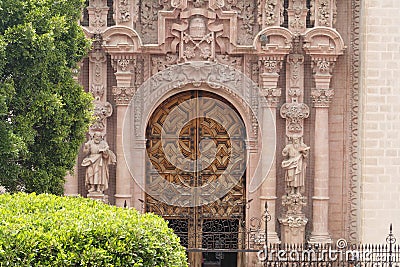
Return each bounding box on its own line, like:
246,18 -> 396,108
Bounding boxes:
263,88 -> 281,108
287,0 -> 307,34
311,88 -> 334,108
112,86 -> 136,105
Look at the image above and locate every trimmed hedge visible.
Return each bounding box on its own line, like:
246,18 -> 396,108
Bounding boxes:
0,193 -> 187,266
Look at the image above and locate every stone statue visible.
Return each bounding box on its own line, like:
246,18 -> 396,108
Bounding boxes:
281,137 -> 310,194
81,132 -> 116,193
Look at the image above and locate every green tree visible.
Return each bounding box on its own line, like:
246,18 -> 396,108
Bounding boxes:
0,0 -> 92,194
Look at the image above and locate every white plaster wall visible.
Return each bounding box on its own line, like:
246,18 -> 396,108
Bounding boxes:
361,0 -> 400,243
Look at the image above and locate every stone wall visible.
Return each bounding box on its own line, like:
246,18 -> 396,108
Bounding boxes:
361,0 -> 400,243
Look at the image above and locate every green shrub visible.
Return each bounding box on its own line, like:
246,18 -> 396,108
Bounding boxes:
0,193 -> 188,266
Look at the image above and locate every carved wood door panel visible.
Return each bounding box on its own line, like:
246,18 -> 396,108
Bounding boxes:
145,90 -> 246,263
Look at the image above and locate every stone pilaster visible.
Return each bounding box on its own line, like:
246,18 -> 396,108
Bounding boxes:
110,55 -> 136,207
87,0 -> 109,34
308,60 -> 335,243
303,27 -> 345,244
308,59 -> 335,244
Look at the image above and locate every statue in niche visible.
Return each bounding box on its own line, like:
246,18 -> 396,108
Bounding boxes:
81,132 -> 116,193
281,137 -> 310,194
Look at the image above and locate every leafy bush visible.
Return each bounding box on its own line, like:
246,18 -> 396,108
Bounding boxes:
0,193 -> 188,266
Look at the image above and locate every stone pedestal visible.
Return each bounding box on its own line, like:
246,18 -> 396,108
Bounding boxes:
279,193 -> 308,244
280,216 -> 308,244
87,191 -> 107,203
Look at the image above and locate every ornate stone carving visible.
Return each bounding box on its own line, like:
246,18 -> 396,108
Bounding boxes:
348,0 -> 361,244
151,54 -> 178,75
280,102 -> 310,136
90,100 -> 113,132
113,86 -> 136,105
311,88 -> 334,108
288,0 -> 307,34
260,59 -> 282,74
209,0 -> 225,10
90,84 -> 105,99
171,0 -> 187,9
88,0 -> 108,33
225,0 -> 257,45
317,0 -> 330,27
282,137 -> 310,194
287,54 -> 304,88
216,55 -> 243,71
312,59 -> 335,76
112,58 -> 135,72
282,193 -> 307,216
139,0 -> 164,44
262,0 -> 283,27
82,132 -> 116,194
118,0 -> 131,22
264,88 -> 281,108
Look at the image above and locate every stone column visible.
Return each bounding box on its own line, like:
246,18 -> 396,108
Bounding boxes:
308,59 -> 335,244
64,163 -> 79,197
111,56 -> 136,207
258,57 -> 285,244
302,27 -> 345,244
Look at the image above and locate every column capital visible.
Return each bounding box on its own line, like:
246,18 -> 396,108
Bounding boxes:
311,88 -> 334,108
260,88 -> 282,108
112,86 -> 136,105
259,58 -> 284,74
311,58 -> 335,76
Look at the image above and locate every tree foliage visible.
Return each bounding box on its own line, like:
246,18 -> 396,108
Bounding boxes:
0,193 -> 188,266
0,0 -> 93,194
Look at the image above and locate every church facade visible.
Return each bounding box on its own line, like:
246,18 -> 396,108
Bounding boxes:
64,0 -> 400,265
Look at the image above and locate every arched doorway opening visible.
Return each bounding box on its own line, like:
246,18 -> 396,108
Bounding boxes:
145,90 -> 247,267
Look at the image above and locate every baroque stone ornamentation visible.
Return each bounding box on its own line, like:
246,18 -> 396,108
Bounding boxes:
151,54 -> 179,75
90,100 -> 113,132
287,54 -> 304,88
113,86 -> 136,105
118,0 -> 131,22
263,88 -> 281,108
313,59 -> 335,75
280,102 -> 310,136
282,193 -> 307,216
318,0 -> 330,26
311,88 -> 334,107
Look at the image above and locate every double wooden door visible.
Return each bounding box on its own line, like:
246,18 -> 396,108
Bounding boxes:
145,91 -> 246,266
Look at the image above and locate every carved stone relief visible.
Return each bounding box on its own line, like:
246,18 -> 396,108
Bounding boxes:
87,0 -> 108,33
225,0 -> 258,45
88,35 -> 112,135
118,0 -> 131,22
280,102 -> 310,137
